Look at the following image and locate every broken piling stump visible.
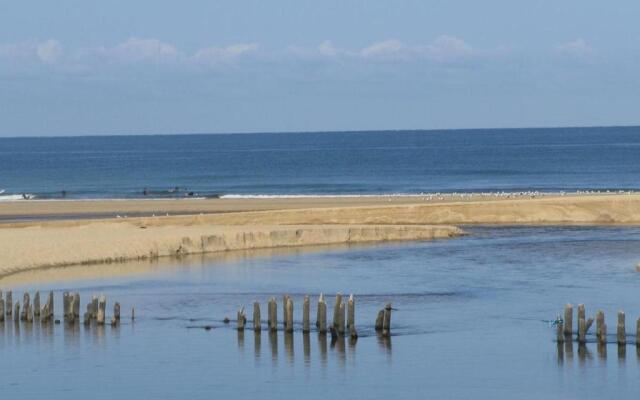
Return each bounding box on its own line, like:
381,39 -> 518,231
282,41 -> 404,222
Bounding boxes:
556,314 -> 564,343
73,293 -> 80,320
596,310 -> 606,344
617,311 -> 626,346
33,292 -> 40,318
14,302 -> 20,322
111,302 -> 121,326
375,309 -> 384,332
563,304 -> 573,336
21,293 -> 30,322
302,295 -> 310,333
97,296 -> 106,325
237,307 -> 246,331
253,302 -> 261,332
348,295 -> 357,339
0,298 -> 4,322
332,293 -> 342,329
382,303 -> 392,337
317,294 -> 327,334
6,291 -> 12,317
285,297 -> 294,333
338,302 -> 346,336
268,297 -> 277,332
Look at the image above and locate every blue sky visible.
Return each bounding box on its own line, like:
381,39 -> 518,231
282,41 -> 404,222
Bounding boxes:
1,0 -> 639,136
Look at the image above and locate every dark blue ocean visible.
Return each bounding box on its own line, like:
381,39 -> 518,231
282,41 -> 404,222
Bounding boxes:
1,126 -> 640,200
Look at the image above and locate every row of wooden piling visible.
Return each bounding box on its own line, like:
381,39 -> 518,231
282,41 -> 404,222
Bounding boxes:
0,290 -> 129,327
557,303 -> 640,346
236,293 -> 392,339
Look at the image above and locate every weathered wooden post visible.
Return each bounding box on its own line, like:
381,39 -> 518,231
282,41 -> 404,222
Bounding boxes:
617,311 -> 626,346
21,293 -> 30,321
91,296 -> 99,320
282,295 -> 290,329
68,294 -> 77,324
332,293 -> 343,329
111,302 -> 121,326
47,291 -> 54,321
382,303 -> 392,337
302,295 -> 310,333
268,297 -> 277,332
338,302 -> 346,336
577,304 -> 586,343
97,295 -> 106,325
556,314 -> 565,343
83,304 -> 92,325
237,307 -> 246,331
73,293 -> 80,320
285,297 -> 294,333
596,310 -> 606,344
636,318 -> 640,348
317,294 -> 327,334
375,309 -> 384,332
33,291 -> 40,318
347,294 -> 355,330
63,292 -> 70,321
253,302 -> 261,332
563,304 -> 573,336
0,298 -> 4,322
14,302 -> 20,322
6,291 -> 12,317
348,296 -> 358,340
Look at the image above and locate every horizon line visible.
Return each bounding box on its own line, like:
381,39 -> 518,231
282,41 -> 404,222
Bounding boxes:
1,123 -> 639,139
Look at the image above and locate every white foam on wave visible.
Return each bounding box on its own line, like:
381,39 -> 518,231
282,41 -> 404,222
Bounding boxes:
220,193 -> 429,199
0,194 -> 36,201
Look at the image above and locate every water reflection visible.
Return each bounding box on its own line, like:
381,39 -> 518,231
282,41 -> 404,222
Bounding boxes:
254,331 -> 261,362
269,331 -> 278,362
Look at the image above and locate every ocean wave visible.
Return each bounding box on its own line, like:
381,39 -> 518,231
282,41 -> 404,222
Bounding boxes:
0,193 -> 36,201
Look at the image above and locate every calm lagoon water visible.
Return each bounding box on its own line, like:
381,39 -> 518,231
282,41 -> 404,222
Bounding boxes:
2,226 -> 640,399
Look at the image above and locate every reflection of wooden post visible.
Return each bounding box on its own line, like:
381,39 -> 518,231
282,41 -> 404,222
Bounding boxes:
617,311 -> 626,345
302,296 -> 310,333
596,310 -> 606,344
317,295 -> 327,334
382,303 -> 392,337
253,302 -> 261,332
564,304 -> 573,336
97,296 -> 106,325
556,315 -> 564,343
33,292 -> 40,318
375,310 -> 384,332
285,298 -> 294,333
332,293 -> 343,330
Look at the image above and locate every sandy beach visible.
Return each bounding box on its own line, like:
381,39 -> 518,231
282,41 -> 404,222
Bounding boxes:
2,193 -> 640,280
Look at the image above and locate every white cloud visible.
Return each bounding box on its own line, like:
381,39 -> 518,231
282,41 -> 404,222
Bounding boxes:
423,35 -> 474,63
360,39 -> 406,58
106,38 -> 179,62
555,39 -> 594,62
192,43 -> 258,66
36,39 -> 63,64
